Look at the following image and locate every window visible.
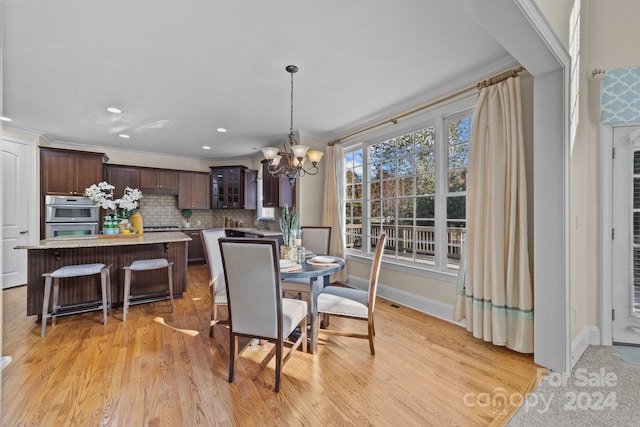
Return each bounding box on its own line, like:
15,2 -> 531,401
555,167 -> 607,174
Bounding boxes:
343,103 -> 472,274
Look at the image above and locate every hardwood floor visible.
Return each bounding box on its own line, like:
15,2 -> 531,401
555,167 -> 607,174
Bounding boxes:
2,265 -> 541,426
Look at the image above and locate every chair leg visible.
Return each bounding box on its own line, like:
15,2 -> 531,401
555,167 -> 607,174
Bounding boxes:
167,264 -> 174,313
322,313 -> 330,328
105,268 -> 112,316
100,268 -> 109,326
123,268 -> 132,322
41,276 -> 53,337
368,321 -> 375,355
228,334 -> 238,383
302,315 -> 307,353
210,285 -> 216,337
51,278 -> 60,327
274,340 -> 283,392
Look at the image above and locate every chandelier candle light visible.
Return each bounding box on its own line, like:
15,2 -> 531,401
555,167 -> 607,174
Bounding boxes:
261,65 -> 324,187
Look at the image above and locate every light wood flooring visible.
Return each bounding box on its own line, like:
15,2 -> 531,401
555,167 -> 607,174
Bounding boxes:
1,265 -> 541,426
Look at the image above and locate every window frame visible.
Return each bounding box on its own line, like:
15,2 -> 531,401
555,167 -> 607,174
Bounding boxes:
341,95 -> 475,279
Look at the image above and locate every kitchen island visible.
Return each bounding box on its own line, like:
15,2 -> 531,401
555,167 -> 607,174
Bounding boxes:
15,232 -> 190,317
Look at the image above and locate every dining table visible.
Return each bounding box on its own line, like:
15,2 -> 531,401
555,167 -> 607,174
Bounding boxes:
280,256 -> 345,354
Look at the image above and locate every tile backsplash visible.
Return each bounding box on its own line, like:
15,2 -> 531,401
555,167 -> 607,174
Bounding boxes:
139,194 -> 273,229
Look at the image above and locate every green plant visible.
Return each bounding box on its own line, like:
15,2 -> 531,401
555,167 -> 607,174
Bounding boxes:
182,209 -> 193,220
279,204 -> 298,246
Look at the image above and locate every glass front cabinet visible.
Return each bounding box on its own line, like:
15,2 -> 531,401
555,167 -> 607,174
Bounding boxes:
210,166 -> 257,209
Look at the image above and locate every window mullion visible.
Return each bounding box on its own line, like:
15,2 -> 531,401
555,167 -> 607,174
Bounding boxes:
435,118 -> 447,271
362,150 -> 370,257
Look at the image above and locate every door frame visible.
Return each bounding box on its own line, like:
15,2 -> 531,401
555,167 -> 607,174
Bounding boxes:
600,123 -> 640,345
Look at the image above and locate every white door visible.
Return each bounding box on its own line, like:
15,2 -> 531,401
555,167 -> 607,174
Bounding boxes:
1,137 -> 30,288
612,125 -> 640,344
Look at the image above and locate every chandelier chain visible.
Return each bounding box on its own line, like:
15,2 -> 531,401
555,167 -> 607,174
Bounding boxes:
290,70 -> 295,135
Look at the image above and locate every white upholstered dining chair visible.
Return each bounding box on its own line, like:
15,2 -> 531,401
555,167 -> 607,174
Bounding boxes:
201,228 -> 229,337
219,237 -> 307,392
299,226 -> 332,256
317,233 -> 386,355
281,226 -> 332,296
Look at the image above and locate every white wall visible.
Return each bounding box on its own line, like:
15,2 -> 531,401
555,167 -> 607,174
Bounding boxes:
588,0 -> 640,68
534,0 -> 573,49
296,135 -> 326,227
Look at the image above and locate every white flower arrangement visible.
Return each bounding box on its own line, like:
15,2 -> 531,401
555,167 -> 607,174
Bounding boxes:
119,187 -> 143,213
84,181 -> 143,217
84,181 -> 116,210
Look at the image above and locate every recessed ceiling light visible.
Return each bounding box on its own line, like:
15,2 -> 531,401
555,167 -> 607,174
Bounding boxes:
118,134 -> 130,139
202,146 -> 211,150
106,107 -> 122,114
216,128 -> 227,133
0,116 -> 12,122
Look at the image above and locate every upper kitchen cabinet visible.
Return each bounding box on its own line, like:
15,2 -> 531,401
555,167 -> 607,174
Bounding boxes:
41,148 -> 104,196
210,166 -> 257,209
261,160 -> 295,208
178,172 -> 210,209
104,165 -> 140,198
139,168 -> 178,194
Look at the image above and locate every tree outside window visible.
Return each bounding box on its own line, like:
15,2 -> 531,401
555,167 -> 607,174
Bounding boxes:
343,107 -> 472,273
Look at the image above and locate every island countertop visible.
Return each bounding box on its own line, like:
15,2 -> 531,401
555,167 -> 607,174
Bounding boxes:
15,231 -> 191,250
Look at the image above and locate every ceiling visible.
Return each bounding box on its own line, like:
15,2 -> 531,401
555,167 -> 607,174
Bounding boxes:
2,0 -> 514,161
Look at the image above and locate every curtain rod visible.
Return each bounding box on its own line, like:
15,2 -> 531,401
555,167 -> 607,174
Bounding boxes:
476,66 -> 525,89
328,66 -> 525,147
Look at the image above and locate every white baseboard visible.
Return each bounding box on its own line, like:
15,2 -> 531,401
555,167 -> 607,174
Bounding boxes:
347,275 -> 606,369
347,275 -> 466,327
571,325 -> 601,368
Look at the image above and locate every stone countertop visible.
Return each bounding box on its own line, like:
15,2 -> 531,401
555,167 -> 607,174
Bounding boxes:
15,231 -> 191,250
225,227 -> 282,237
143,227 -> 204,232
136,226 -> 282,237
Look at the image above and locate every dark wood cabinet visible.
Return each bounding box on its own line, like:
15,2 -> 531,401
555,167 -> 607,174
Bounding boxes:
40,148 -> 104,196
178,172 -> 210,209
104,165 -> 140,198
184,230 -> 205,264
210,166 -> 257,209
139,168 -> 178,194
261,160 -> 295,208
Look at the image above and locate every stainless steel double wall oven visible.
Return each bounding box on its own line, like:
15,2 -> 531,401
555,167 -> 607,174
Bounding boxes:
44,195 -> 100,238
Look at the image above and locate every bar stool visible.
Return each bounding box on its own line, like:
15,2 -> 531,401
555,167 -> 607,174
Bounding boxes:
41,263 -> 112,337
123,259 -> 174,321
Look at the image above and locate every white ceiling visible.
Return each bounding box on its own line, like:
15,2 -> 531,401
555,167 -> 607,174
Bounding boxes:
2,0 -> 513,160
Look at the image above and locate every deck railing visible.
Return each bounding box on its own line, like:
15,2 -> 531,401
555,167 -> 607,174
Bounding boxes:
345,224 -> 465,260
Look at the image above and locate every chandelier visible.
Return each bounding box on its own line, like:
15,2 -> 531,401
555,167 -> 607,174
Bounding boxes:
261,65 -> 324,187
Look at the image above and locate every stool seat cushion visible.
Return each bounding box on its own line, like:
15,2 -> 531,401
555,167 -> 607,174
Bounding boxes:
127,259 -> 169,271
47,263 -> 106,278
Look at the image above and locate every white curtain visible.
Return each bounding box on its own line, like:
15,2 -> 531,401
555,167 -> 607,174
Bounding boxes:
322,145 -> 348,283
453,76 -> 533,353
